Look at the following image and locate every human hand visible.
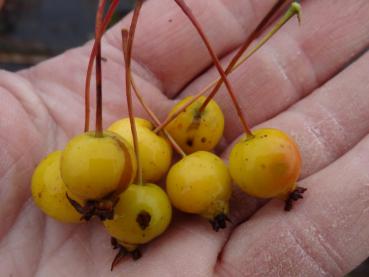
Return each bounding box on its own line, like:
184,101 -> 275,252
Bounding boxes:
1,0 -> 369,276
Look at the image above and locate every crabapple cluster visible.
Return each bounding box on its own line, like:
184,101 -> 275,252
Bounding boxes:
30,0 -> 305,270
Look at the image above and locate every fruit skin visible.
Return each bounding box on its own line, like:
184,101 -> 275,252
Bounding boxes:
61,131 -> 136,200
166,96 -> 224,154
103,183 -> 172,248
166,151 -> 231,220
108,118 -> 172,182
229,128 -> 301,199
31,151 -> 84,223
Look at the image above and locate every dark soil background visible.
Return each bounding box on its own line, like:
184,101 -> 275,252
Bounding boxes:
0,1 -> 367,276
0,0 -> 134,70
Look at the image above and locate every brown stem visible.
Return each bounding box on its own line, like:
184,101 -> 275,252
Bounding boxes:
129,76 -> 159,126
121,28 -> 187,158
155,1 -> 301,133
94,0 -> 105,137
130,72 -> 187,157
85,0 -> 120,132
123,0 -> 144,185
174,0 -> 253,137
233,2 -> 301,70
122,26 -> 186,157
199,0 -> 287,113
153,92 -> 204,133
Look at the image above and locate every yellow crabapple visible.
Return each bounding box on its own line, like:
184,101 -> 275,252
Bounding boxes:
108,117 -> 172,182
166,96 -> 224,154
31,150 -> 85,223
166,151 -> 231,231
104,183 -> 172,260
229,128 -> 304,210
60,131 -> 136,200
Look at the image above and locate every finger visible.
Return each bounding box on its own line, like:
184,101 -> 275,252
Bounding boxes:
105,0 -> 282,97
226,49 -> 369,223
181,0 -> 369,141
18,0 -> 279,135
18,46 -> 173,137
216,132 -> 369,277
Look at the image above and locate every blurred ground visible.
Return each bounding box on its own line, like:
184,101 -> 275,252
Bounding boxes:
0,0 -> 368,276
0,0 -> 134,70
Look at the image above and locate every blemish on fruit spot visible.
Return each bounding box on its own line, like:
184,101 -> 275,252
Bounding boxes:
186,138 -> 194,147
136,210 -> 151,230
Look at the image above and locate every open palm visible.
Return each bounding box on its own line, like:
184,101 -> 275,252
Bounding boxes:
1,0 -> 369,276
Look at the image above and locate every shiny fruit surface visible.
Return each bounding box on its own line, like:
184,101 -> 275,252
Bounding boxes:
104,183 -> 172,246
166,96 -> 224,154
31,151 -> 84,223
61,131 -> 136,200
166,151 -> 231,219
229,128 -> 301,199
109,118 -> 172,182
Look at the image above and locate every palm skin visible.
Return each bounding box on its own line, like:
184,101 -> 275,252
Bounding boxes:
1,0 -> 369,276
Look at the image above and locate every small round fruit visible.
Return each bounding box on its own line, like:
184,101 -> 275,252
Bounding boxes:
61,131 -> 136,200
166,151 -> 231,222
229,128 -> 301,199
108,117 -> 172,182
166,96 -> 224,154
31,151 -> 84,223
103,183 -> 172,248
